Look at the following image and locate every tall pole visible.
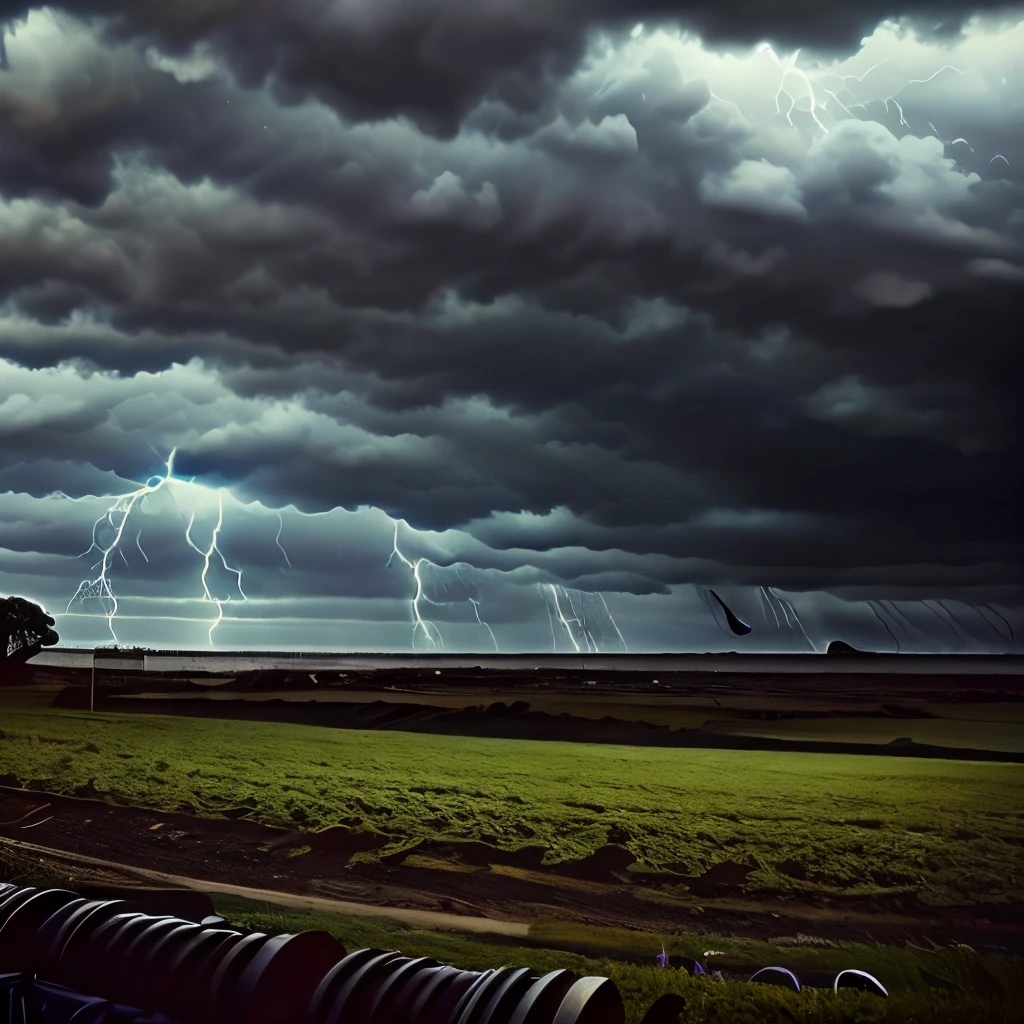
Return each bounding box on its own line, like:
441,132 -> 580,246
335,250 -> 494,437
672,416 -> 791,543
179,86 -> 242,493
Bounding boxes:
90,655 -> 95,713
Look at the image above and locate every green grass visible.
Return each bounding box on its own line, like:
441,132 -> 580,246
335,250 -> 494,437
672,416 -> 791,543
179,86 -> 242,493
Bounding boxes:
209,897 -> 1024,1024
1,708 -> 1022,909
6,848 -> 1018,1022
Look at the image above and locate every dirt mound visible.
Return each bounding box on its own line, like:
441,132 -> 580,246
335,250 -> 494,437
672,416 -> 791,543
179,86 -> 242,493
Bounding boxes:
380,839 -> 547,871
776,859 -> 807,881
307,824 -> 391,857
556,845 -> 638,883
668,859 -> 755,896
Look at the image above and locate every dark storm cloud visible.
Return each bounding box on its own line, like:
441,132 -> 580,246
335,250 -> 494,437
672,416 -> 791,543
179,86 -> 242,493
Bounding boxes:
2,0 -> 1021,138
1,4 -> 1022,652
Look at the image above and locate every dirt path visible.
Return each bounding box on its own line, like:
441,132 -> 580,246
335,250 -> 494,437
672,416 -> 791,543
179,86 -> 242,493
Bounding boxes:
3,786 -> 1022,952
0,834 -> 531,938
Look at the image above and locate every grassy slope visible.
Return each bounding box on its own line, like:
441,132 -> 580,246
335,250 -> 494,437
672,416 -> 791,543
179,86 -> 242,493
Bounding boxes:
1,708 -> 1022,907
209,899 -> 1024,1024
3,842 -> 1017,1024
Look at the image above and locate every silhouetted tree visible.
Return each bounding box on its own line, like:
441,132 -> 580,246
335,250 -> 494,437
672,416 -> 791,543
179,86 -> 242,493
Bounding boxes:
2,595 -> 59,665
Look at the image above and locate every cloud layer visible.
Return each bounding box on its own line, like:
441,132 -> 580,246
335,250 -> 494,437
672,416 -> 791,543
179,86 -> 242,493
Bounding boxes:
1,4 -> 1021,652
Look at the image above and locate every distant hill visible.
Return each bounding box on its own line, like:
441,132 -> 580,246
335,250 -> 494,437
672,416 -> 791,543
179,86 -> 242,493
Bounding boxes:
826,640 -> 879,656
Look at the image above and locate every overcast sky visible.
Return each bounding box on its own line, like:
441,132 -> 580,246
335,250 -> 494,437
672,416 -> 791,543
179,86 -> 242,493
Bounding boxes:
1,2 -> 1021,654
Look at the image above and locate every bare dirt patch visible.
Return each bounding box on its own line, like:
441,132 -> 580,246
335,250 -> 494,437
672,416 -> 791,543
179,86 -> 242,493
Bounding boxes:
2,785 -> 1022,954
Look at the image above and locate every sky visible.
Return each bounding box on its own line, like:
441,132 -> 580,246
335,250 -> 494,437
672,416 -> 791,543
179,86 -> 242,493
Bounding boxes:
0,1 -> 1022,655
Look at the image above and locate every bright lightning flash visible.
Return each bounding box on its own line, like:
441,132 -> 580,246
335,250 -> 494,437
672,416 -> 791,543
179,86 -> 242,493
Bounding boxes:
184,490 -> 247,646
540,583 -> 628,653
727,44 -> 1010,173
387,519 -> 444,649
64,447 -> 246,646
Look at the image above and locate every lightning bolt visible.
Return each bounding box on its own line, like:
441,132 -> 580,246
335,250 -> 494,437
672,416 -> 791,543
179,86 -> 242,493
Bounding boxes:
540,588 -> 557,651
184,490 -> 247,646
455,564 -> 499,650
65,450 -> 178,644
62,448 -> 250,646
564,590 -> 594,652
538,585 -> 625,652
469,598 -> 499,651
766,587 -> 815,650
768,586 -> 792,628
599,594 -> 628,651
760,585 -> 780,629
734,48 -> 1010,173
62,448 -> 507,652
758,44 -> 830,134
274,512 -> 291,570
546,583 -> 582,653
387,519 -> 443,649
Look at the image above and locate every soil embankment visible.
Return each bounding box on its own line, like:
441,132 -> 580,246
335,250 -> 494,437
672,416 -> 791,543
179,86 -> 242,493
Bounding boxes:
2,785 -> 1021,953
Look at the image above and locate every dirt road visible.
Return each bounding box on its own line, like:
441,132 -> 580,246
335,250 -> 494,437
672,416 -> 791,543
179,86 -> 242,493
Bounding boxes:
0,833 -> 530,937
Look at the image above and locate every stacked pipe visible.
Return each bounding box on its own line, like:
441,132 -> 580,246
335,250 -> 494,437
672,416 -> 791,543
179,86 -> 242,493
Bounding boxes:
0,884 -> 670,1024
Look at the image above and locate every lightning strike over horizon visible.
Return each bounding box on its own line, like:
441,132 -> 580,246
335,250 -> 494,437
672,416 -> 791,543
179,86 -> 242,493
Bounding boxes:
469,598 -> 499,651
599,594 -> 628,651
184,490 -> 247,646
64,449 -> 178,644
62,448 -> 250,646
546,583 -> 582,653
387,519 -> 443,650
274,512 -> 292,570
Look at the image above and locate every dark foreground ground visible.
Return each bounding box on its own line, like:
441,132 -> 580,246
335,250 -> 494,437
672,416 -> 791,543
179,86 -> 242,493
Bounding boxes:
2,659 -> 1023,1018
1,781 -> 1021,954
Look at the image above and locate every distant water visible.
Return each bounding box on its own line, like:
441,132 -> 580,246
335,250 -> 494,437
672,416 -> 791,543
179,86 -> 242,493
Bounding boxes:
28,649 -> 1023,675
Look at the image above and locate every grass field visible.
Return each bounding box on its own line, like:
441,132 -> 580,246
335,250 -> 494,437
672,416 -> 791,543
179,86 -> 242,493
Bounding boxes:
4,841 -> 1019,1023
1,708 -> 1022,908
211,901 -> 1024,1024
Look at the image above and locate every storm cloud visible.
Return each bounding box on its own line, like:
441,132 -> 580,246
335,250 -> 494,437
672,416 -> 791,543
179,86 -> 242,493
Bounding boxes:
0,2 -> 1021,652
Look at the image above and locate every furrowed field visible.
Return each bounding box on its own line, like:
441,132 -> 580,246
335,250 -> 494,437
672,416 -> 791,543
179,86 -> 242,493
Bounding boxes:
1,708 -> 1021,908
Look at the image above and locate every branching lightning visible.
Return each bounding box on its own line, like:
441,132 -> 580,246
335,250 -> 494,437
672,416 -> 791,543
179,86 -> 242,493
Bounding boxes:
63,448 -> 247,646
387,519 -> 443,650
758,45 -> 830,134
599,593 -> 628,650
767,587 -> 815,651
538,583 -> 627,653
703,46 -> 1012,176
60,450 -> 629,655
64,449 -> 177,644
760,586 -> 780,628
469,598 -> 499,651
546,583 -> 582,653
184,490 -> 247,646
384,518 -> 514,651
51,453 -> 1008,655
